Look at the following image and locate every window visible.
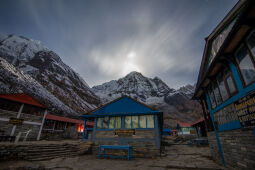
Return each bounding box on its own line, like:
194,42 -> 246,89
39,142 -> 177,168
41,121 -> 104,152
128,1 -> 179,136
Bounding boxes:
109,117 -> 115,129
247,31 -> 255,57
226,76 -> 236,94
139,115 -> 146,128
235,45 -> 255,85
116,117 -> 121,129
132,116 -> 139,128
217,73 -> 229,101
103,117 -> 109,129
97,118 -> 102,129
147,115 -> 154,128
208,86 -> 216,108
125,116 -> 131,128
224,69 -> 237,95
213,82 -> 222,105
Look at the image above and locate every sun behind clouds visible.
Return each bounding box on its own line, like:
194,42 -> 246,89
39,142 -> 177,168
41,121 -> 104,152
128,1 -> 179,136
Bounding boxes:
121,51 -> 140,76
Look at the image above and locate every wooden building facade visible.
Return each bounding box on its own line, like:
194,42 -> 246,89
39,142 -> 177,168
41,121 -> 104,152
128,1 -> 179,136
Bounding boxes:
0,93 -> 47,141
193,0 -> 255,169
81,96 -> 163,158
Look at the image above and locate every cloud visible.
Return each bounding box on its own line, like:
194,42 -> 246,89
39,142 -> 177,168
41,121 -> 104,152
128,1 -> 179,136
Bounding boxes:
0,0 -> 238,88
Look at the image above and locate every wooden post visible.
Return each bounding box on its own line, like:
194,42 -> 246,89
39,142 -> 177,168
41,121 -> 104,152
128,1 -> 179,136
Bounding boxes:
37,110 -> 47,140
10,104 -> 24,136
53,120 -> 56,132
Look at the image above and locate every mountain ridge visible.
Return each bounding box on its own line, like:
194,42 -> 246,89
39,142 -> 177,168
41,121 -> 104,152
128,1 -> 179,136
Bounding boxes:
0,33 -> 101,116
92,71 -> 202,125
0,33 -> 202,125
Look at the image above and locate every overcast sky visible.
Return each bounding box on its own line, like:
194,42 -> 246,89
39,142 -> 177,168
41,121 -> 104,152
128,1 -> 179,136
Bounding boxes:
0,0 -> 238,88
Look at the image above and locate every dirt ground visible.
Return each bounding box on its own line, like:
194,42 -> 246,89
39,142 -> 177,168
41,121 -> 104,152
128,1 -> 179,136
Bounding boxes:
0,143 -> 225,170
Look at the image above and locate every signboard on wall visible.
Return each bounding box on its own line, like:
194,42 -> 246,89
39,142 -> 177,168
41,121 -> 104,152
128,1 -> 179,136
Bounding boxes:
234,92 -> 255,128
9,117 -> 24,125
114,129 -> 135,136
213,104 -> 239,130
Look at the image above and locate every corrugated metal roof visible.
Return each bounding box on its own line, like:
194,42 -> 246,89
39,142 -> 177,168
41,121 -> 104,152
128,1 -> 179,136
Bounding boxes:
177,121 -> 194,128
89,96 -> 158,114
0,93 -> 46,108
192,117 -> 205,126
45,114 -> 89,125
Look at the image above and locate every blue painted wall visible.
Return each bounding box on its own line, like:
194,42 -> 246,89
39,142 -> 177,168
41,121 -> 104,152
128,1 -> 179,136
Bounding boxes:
91,97 -> 155,114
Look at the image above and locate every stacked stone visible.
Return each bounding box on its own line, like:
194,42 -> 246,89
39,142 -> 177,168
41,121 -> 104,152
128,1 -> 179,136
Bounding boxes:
208,129 -> 255,169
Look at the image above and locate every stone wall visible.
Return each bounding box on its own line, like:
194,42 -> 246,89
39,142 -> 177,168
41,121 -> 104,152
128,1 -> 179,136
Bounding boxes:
92,129 -> 160,158
207,129 -> 255,170
0,140 -> 92,161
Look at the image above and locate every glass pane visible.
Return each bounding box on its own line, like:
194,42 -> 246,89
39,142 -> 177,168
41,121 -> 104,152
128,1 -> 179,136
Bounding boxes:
247,31 -> 255,58
226,76 -> 236,94
140,115 -> 146,128
97,118 -> 102,129
208,87 -> 216,108
147,115 -> 154,128
115,117 -> 121,129
213,82 -> 222,105
103,117 -> 109,129
132,116 -> 139,128
236,45 -> 255,85
109,117 -> 115,129
217,73 -> 229,101
125,116 -> 131,128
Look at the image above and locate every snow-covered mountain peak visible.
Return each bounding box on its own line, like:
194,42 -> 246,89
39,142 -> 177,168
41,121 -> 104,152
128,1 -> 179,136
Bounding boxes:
0,33 -> 49,63
0,33 -> 100,115
177,84 -> 195,97
92,71 -> 202,122
93,71 -> 174,103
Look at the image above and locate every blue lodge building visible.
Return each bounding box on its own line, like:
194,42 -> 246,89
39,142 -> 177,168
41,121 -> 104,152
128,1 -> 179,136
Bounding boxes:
80,96 -> 163,158
193,0 -> 255,169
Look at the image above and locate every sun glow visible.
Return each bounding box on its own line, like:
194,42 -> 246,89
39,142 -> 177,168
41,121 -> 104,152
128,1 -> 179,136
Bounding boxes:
127,51 -> 136,59
121,51 -> 140,75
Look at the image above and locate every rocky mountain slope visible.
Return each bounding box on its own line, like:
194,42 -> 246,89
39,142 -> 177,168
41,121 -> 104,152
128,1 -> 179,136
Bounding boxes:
0,33 -> 100,116
92,71 -> 202,126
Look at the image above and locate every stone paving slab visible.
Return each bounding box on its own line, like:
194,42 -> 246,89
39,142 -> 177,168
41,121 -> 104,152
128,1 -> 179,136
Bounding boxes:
0,143 -> 225,170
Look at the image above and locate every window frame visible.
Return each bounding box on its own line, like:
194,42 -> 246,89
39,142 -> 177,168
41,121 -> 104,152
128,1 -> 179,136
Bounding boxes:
207,68 -> 238,109
216,72 -> 229,101
234,31 -> 255,87
246,30 -> 255,61
223,68 -> 238,97
212,81 -> 223,105
207,85 -> 217,109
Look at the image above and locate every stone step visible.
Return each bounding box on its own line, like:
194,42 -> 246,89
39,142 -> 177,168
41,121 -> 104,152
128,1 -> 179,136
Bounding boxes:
25,152 -> 78,158
25,150 -> 80,156
25,147 -> 79,152
22,145 -> 77,148
26,153 -> 79,161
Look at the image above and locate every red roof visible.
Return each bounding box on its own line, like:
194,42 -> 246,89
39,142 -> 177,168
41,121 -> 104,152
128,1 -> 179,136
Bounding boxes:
0,93 -> 47,108
46,114 -> 94,126
191,117 -> 205,126
178,121 -> 194,128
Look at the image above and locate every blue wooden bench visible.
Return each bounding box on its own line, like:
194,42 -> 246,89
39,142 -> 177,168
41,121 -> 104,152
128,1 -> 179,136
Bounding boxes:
99,145 -> 133,160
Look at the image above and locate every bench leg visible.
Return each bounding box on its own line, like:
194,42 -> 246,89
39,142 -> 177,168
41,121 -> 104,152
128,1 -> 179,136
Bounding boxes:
99,147 -> 101,160
131,148 -> 133,160
103,148 -> 105,158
